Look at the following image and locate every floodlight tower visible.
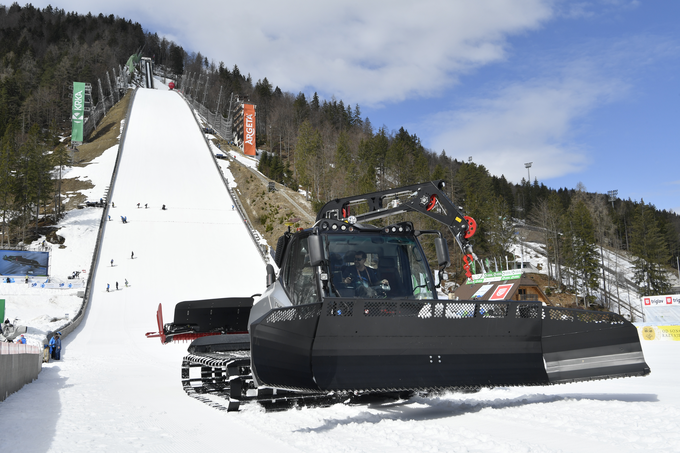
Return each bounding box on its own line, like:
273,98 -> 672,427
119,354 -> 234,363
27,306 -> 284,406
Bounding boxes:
607,190 -> 618,209
525,162 -> 533,183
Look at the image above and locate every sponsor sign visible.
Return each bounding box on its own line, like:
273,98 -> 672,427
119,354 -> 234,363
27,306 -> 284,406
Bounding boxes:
638,325 -> 680,341
71,82 -> 85,143
243,104 -> 256,156
489,284 -> 514,300
472,284 -> 493,299
467,269 -> 523,285
642,294 -> 680,307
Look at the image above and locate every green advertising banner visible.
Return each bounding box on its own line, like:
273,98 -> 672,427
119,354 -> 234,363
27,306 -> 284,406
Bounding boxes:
71,81 -> 85,143
0,299 -> 4,323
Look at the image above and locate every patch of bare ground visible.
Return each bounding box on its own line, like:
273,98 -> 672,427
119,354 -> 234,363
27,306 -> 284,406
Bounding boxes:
222,146 -> 315,248
525,272 -> 581,308
60,91 -> 132,211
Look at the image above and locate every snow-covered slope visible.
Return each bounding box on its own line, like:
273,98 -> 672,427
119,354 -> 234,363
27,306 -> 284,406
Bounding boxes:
2,88 -> 680,453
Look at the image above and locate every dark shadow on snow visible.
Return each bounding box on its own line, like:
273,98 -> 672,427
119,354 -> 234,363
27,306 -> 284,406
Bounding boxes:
294,390 -> 658,433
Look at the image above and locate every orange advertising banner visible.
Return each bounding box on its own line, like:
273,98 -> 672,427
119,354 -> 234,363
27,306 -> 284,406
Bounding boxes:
243,104 -> 256,156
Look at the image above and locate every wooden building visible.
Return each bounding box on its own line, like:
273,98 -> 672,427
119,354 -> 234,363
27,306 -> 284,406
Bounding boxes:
452,273 -> 551,305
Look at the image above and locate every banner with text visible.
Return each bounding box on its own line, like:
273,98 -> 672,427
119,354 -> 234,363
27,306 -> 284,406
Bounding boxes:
467,269 -> 523,285
638,325 -> 680,341
641,294 -> 680,324
71,82 -> 85,143
642,294 -> 680,308
243,104 -> 256,156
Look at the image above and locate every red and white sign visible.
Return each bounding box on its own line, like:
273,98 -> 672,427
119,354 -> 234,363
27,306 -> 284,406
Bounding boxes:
243,104 -> 256,156
642,294 -> 680,308
489,284 -> 513,300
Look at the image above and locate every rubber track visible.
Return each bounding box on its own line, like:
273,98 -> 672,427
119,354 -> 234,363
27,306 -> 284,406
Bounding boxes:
179,353 -> 646,412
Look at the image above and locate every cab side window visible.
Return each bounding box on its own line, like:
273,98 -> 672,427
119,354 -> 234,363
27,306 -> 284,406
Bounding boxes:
282,236 -> 318,305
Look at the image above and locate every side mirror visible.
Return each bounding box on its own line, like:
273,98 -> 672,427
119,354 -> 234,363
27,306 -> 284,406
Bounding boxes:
266,264 -> 276,287
435,237 -> 451,268
308,234 -> 325,266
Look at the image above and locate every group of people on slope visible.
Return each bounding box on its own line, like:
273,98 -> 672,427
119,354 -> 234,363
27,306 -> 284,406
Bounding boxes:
37,331 -> 62,362
112,202 -> 167,223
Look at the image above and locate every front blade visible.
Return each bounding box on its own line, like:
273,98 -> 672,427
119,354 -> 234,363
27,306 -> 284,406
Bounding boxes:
541,307 -> 650,383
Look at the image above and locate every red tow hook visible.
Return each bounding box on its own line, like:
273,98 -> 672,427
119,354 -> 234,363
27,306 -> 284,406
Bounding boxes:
462,254 -> 475,281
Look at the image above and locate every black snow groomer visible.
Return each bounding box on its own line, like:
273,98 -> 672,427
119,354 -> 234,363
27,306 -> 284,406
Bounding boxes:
147,181 -> 650,411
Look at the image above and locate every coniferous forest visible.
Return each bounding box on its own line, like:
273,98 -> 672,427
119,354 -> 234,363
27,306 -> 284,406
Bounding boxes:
1,3 -> 679,299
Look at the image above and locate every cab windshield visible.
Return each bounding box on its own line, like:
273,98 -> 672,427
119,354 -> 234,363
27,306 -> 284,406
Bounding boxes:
325,233 -> 436,300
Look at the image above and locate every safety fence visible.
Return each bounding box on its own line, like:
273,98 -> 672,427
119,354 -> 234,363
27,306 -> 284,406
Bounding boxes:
179,92 -> 269,265
0,343 -> 40,355
179,72 -> 233,141
82,64 -> 131,141
1,343 -> 42,402
50,89 -> 138,343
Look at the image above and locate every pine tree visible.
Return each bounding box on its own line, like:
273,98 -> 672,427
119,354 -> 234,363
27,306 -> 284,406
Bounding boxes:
333,131 -> 355,198
561,199 -> 600,306
294,120 -> 323,200
356,136 -> 377,194
630,201 -> 671,296
0,125 -> 18,245
485,195 -> 514,265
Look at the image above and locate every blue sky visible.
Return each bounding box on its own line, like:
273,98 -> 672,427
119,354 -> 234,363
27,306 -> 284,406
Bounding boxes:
24,1 -> 680,213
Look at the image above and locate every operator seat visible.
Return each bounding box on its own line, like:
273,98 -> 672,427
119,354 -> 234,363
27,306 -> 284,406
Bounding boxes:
378,256 -> 402,296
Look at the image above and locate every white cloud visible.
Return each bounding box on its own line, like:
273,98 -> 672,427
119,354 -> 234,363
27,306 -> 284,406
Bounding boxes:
59,0 -> 553,106
426,68 -> 628,184
557,0 -> 640,19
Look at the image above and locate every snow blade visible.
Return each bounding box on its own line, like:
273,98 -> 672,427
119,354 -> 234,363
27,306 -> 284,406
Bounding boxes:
187,333 -> 250,354
249,299 -> 649,392
541,307 -> 650,383
148,297 -> 254,344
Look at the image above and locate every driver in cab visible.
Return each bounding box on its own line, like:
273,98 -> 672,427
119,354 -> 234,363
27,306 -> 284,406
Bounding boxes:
342,251 -> 389,291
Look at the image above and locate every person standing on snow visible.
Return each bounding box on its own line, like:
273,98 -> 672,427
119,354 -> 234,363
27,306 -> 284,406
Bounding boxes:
107,283 -> 110,292
49,334 -> 56,357
116,281 -> 119,290
53,332 -> 62,360
43,342 -> 50,363
131,251 -> 134,259
49,332 -> 62,360
125,278 -> 129,287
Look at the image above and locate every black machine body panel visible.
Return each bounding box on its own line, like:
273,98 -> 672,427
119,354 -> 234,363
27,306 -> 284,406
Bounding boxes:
250,299 -> 649,392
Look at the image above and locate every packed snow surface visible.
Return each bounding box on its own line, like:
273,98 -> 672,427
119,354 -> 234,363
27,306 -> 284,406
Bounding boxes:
1,88 -> 679,453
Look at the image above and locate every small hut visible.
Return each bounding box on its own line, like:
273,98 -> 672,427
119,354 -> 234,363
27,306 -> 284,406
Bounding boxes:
452,271 -> 551,305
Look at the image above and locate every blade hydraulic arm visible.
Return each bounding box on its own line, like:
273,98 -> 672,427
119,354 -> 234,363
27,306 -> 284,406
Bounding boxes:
316,180 -> 479,279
